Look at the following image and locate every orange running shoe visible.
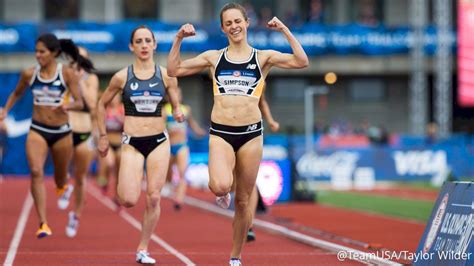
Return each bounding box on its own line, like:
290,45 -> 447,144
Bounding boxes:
36,223 -> 52,239
57,184 -> 74,210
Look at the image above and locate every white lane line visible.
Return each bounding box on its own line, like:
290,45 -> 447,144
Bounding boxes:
183,195 -> 401,266
4,192 -> 33,266
451,203 -> 473,209
87,185 -> 195,266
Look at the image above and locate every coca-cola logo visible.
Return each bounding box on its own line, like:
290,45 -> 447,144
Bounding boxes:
296,151 -> 359,178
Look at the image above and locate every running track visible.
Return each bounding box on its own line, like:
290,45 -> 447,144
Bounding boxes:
1,177 -> 420,265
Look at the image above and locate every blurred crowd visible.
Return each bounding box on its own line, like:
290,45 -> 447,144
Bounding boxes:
244,0 -> 380,28
314,118 -> 389,146
313,119 -> 452,147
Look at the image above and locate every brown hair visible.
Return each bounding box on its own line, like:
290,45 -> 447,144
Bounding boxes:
129,25 -> 156,44
219,3 -> 248,26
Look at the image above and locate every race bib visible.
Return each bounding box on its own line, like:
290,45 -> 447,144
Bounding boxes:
130,91 -> 163,113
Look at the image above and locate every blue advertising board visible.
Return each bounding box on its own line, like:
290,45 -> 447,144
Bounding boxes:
294,146 -> 474,183
0,22 -> 455,55
415,182 -> 473,266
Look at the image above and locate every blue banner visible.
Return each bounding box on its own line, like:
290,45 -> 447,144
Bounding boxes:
0,22 -> 455,55
415,182 -> 473,265
294,146 -> 474,183
0,73 -> 55,175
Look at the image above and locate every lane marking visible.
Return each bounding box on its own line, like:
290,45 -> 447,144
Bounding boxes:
4,192 -> 33,266
87,185 -> 195,266
183,195 -> 401,266
451,203 -> 473,209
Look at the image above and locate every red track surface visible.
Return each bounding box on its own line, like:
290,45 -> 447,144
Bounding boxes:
186,188 -> 428,265
269,204 -> 426,253
1,178 -> 364,265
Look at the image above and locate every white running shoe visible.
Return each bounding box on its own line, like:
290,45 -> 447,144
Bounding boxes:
57,184 -> 74,210
136,250 -> 156,264
229,258 -> 242,266
65,211 -> 79,238
161,183 -> 172,197
216,193 -> 231,209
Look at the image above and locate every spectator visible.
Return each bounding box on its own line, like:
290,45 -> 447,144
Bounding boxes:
243,2 -> 258,28
358,0 -> 379,26
258,6 -> 273,28
426,122 -> 438,145
354,119 -> 370,135
307,0 -> 324,24
284,8 -> 301,27
367,125 -> 388,145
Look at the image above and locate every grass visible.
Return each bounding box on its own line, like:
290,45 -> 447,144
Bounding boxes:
316,190 -> 435,222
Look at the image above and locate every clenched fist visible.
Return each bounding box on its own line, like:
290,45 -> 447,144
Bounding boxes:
267,17 -> 287,32
176,23 -> 196,39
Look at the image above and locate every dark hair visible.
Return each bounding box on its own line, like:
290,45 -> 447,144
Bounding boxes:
219,3 -> 248,26
130,25 -> 156,44
36,33 -> 94,73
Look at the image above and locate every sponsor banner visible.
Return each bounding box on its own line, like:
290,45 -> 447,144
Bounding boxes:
0,23 -> 37,52
458,0 -> 474,106
263,134 -> 289,160
0,22 -> 454,55
415,182 -> 473,266
294,147 -> 474,183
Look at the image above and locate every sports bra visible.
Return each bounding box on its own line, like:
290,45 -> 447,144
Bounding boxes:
122,65 -> 166,117
30,63 -> 68,107
213,48 -> 265,99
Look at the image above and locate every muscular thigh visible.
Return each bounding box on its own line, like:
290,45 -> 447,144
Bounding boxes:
51,133 -> 73,169
118,145 -> 145,196
26,130 -> 49,170
145,141 -> 170,193
73,141 -> 94,172
208,135 -> 235,182
235,135 -> 263,191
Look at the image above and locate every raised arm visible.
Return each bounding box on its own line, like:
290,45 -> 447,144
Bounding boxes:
263,17 -> 309,70
97,70 -> 125,157
167,23 -> 214,77
0,68 -> 33,120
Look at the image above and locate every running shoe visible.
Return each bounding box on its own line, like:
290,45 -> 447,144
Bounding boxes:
229,258 -> 242,266
57,184 -> 74,210
136,250 -> 156,264
216,193 -> 231,209
65,211 -> 79,238
36,223 -> 52,239
161,183 -> 172,197
246,228 -> 256,242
